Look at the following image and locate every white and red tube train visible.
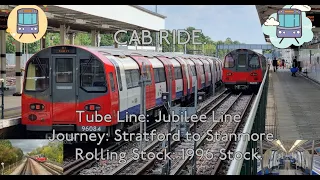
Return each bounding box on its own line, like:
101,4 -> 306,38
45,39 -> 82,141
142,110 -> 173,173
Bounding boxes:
22,45 -> 223,135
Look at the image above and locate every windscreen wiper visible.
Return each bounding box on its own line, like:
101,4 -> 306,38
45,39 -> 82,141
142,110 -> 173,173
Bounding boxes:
34,56 -> 47,77
79,55 -> 95,76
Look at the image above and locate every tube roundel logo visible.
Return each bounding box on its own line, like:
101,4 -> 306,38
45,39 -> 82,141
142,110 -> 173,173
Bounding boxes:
7,5 -> 48,44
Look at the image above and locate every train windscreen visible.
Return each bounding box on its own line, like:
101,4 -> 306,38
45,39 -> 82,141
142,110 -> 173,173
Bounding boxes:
18,12 -> 37,25
248,54 -> 260,68
224,54 -> 234,68
237,54 -> 247,67
25,58 -> 49,91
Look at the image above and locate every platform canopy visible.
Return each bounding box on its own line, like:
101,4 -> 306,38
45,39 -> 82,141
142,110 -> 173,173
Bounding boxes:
3,5 -> 166,34
256,5 -> 320,43
217,44 -> 274,50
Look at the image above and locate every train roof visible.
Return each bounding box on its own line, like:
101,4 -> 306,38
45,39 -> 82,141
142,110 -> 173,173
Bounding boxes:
226,49 -> 265,57
85,46 -> 219,60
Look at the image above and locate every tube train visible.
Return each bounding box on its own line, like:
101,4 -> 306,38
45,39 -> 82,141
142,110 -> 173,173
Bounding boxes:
32,154 -> 47,163
21,45 -> 223,135
260,150 -> 320,175
299,49 -> 320,84
222,49 -> 267,92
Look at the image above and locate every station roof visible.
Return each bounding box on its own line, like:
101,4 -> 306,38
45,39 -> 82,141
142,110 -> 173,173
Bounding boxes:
5,5 -> 166,34
256,5 -> 320,43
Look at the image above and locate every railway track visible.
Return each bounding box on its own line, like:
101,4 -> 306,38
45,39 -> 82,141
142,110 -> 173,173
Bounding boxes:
139,93 -> 252,175
124,93 -> 254,175
40,162 -> 63,175
67,89 -> 229,175
105,91 -> 234,175
20,158 -> 39,175
194,94 -> 254,175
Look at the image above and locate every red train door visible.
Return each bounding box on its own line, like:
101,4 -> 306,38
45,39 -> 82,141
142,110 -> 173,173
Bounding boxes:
174,57 -> 188,97
200,59 -> 209,87
130,55 -> 156,110
51,56 -> 77,124
190,59 -> 202,90
183,58 -> 193,94
156,56 -> 176,101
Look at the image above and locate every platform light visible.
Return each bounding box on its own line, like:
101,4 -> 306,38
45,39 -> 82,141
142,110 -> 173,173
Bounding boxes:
289,140 -> 302,153
276,140 -> 287,152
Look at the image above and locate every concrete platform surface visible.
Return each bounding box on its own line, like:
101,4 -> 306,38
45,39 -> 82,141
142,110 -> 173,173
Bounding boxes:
268,69 -> 320,140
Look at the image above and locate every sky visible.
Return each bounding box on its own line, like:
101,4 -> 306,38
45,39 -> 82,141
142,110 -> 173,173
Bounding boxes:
9,140 -> 50,154
140,5 -> 266,44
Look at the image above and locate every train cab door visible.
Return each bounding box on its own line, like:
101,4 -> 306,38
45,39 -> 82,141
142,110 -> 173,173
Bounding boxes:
236,50 -> 248,72
51,56 -> 77,124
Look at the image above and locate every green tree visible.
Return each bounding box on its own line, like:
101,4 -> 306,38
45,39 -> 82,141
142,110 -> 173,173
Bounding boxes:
28,141 -> 63,164
0,140 -> 24,167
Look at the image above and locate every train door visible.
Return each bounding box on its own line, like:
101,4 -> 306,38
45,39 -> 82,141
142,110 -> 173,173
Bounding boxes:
130,55 -> 156,110
156,56 -> 176,101
174,57 -> 188,97
236,50 -> 248,72
106,56 -> 128,120
51,56 -> 77,123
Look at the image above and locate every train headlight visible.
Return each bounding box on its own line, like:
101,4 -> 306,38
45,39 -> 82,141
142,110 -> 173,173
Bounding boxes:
85,104 -> 101,111
251,73 -> 257,76
227,72 -> 232,76
30,103 -> 45,110
297,31 -> 300,34
279,31 -> 282,34
28,114 -> 37,121
30,104 -> 36,110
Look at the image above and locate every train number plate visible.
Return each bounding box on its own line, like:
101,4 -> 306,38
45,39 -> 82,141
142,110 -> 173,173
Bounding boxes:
77,126 -> 106,132
249,82 -> 258,84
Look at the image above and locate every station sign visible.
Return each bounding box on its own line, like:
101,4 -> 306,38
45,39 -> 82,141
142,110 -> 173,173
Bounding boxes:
0,15 -> 8,30
306,13 -> 320,27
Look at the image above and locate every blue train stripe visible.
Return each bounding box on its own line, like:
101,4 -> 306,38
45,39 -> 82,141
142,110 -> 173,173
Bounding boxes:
156,97 -> 163,106
176,91 -> 183,99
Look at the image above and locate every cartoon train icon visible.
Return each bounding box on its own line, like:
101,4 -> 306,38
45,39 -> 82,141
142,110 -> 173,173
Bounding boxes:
17,8 -> 38,39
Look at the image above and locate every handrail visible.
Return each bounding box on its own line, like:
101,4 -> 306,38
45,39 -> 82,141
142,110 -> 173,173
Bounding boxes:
227,67 -> 269,175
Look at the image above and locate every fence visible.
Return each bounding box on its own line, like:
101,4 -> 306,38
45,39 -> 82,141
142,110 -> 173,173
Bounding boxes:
227,66 -> 270,175
2,159 -> 24,175
0,80 -> 4,119
2,54 -> 31,87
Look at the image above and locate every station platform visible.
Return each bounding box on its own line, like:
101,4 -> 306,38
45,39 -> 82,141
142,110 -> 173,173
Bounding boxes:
267,69 -> 320,140
0,87 -> 21,133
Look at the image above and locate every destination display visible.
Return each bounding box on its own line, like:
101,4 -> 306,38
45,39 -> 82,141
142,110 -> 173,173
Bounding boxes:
51,46 -> 77,54
307,13 -> 320,27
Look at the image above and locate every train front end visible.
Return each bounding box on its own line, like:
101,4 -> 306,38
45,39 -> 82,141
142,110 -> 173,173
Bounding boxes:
222,49 -> 263,91
22,45 -> 119,134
